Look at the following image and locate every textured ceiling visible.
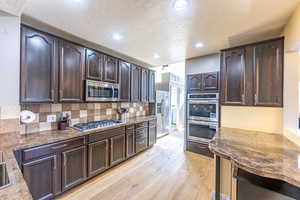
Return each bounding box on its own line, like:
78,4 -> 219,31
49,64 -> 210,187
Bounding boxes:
23,0 -> 299,66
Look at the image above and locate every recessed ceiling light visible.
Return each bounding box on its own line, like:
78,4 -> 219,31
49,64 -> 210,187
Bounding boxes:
173,0 -> 189,11
195,42 -> 204,48
153,53 -> 160,59
112,33 -> 122,41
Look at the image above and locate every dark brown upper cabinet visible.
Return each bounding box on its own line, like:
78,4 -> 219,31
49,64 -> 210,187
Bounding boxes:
20,26 -> 58,104
202,72 -> 219,90
221,48 -> 246,105
58,40 -> 85,102
131,64 -> 141,102
148,70 -> 156,103
141,68 -> 149,102
119,61 -> 131,101
86,49 -> 103,81
187,74 -> 202,93
187,72 -> 219,93
103,55 -> 119,83
253,39 -> 283,107
220,37 -> 284,107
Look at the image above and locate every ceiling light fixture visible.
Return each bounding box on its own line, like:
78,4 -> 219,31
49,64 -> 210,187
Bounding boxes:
112,33 -> 123,41
173,0 -> 189,11
154,53 -> 160,59
195,42 -> 204,48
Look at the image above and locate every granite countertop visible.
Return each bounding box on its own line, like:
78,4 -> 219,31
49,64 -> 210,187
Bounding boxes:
0,115 -> 156,200
209,127 -> 300,188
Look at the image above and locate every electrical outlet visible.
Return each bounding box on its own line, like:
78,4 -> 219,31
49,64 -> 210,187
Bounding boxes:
47,114 -> 57,123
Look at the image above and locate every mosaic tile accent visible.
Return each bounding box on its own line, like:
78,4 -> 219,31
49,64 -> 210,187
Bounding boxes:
21,103 -> 149,134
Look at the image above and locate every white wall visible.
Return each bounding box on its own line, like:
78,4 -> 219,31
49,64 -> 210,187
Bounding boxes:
0,16 -> 20,106
185,53 -> 220,74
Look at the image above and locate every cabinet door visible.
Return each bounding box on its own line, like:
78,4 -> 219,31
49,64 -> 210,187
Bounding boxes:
221,48 -> 246,105
135,128 -> 148,153
253,39 -> 283,107
126,127 -> 135,158
148,70 -> 156,103
23,155 -> 59,200
21,27 -> 57,104
148,126 -> 157,147
110,134 -> 126,166
103,55 -> 118,83
119,61 -> 131,101
202,72 -> 219,91
141,68 -> 149,102
62,146 -> 86,191
131,65 -> 141,102
187,74 -> 202,92
86,49 -> 103,80
59,41 -> 85,102
88,139 -> 109,177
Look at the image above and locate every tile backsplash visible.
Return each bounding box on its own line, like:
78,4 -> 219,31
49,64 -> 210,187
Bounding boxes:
21,103 -> 149,134
0,105 -> 21,134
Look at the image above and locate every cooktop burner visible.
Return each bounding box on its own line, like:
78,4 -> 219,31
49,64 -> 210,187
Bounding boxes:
73,120 -> 123,132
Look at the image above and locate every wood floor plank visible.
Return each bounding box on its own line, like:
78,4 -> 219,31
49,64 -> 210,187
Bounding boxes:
58,131 -> 214,200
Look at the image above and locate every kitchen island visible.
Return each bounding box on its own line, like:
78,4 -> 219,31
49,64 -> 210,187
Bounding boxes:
209,127 -> 300,200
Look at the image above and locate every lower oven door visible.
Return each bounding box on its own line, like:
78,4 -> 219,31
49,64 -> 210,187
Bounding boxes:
187,120 -> 218,143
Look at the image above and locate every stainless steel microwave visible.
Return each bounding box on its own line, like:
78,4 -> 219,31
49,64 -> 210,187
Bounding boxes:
85,80 -> 119,102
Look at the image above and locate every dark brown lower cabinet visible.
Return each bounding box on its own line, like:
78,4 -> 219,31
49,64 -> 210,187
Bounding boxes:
148,126 -> 157,147
62,146 -> 87,191
126,127 -> 135,158
20,120 -> 157,200
110,134 -> 126,166
23,155 -> 59,200
88,139 -> 109,177
135,128 -> 148,153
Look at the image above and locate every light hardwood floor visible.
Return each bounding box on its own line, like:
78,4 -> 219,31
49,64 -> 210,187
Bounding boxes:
58,131 -> 214,200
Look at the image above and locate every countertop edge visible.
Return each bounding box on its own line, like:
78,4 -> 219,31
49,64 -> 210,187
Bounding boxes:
208,132 -> 300,188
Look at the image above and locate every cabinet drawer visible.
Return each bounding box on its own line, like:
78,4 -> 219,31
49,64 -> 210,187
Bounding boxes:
22,136 -> 85,162
126,125 -> 135,131
89,126 -> 125,143
136,137 -> 148,153
135,121 -> 148,129
135,128 -> 147,139
148,119 -> 157,127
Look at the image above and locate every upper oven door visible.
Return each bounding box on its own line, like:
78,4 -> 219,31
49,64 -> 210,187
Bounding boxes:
187,120 -> 218,143
188,100 -> 219,122
86,80 -> 119,101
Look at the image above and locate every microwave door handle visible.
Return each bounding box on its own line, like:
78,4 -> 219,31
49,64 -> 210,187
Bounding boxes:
112,86 -> 114,99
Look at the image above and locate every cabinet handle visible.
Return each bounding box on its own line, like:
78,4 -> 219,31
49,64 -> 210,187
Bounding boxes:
64,154 -> 67,167
51,90 -> 55,99
137,140 -> 145,144
60,90 -> 63,99
53,156 -> 57,170
241,94 -> 245,104
254,94 -> 258,103
51,144 -> 68,150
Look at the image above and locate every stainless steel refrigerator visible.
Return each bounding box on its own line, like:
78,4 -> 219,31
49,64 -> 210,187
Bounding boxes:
156,90 -> 171,138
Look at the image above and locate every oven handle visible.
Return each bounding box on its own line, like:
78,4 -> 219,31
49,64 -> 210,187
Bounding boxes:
188,100 -> 219,104
188,120 -> 218,126
112,86 -> 115,98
